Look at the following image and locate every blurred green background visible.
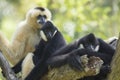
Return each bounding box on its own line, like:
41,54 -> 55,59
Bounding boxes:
0,0 -> 120,79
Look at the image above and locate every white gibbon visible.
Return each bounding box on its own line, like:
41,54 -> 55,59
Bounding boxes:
0,7 -> 52,65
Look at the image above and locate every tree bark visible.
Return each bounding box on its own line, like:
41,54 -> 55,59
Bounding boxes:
0,52 -> 103,80
108,34 -> 120,80
42,56 -> 103,80
0,51 -> 19,80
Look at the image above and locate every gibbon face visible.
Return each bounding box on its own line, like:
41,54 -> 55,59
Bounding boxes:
78,33 -> 100,52
40,21 -> 57,42
26,7 -> 52,29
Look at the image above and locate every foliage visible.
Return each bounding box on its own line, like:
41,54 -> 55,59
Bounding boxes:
0,0 -> 120,42
0,0 -> 120,79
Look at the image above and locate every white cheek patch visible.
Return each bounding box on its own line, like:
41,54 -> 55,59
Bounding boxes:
40,30 -> 48,41
79,44 -> 85,49
37,19 -> 41,24
94,45 -> 99,52
91,45 -> 94,51
37,19 -> 47,24
53,30 -> 57,37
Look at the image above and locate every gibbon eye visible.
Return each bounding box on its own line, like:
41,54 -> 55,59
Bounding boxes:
43,15 -> 47,19
37,15 -> 42,19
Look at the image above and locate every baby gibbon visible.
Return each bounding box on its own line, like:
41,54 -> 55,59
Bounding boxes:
0,7 -> 52,65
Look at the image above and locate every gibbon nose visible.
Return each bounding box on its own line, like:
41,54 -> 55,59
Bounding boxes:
37,17 -> 46,24
86,45 -> 94,51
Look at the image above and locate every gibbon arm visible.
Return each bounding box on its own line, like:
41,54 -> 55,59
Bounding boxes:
0,30 -> 28,65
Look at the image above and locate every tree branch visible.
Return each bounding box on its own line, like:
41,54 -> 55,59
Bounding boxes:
42,56 -> 103,80
108,33 -> 120,80
0,51 -> 19,80
0,51 -> 103,80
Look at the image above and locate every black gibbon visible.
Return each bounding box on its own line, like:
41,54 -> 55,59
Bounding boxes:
12,21 -> 66,80
106,37 -> 118,49
0,7 -> 52,65
79,36 -> 118,80
46,33 -> 115,80
14,33 -> 114,80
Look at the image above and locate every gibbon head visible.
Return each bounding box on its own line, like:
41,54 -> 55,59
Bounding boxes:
78,33 -> 100,52
40,21 -> 57,42
26,7 -> 52,29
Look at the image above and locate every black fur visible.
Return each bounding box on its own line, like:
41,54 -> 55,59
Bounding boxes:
35,7 -> 45,11
12,30 -> 115,80
47,33 -> 115,80
12,21 -> 66,80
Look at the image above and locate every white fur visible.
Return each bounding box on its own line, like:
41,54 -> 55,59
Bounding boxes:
40,30 -> 48,41
105,37 -> 118,43
22,53 -> 35,79
94,45 -> 99,52
53,30 -> 57,37
0,7 -> 52,65
79,44 -> 85,49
